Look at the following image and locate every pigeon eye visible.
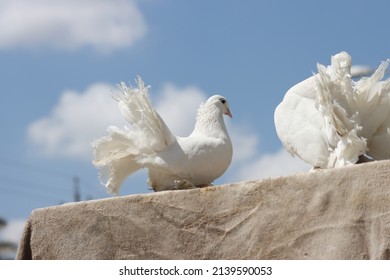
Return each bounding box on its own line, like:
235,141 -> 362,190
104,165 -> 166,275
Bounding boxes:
220,99 -> 226,104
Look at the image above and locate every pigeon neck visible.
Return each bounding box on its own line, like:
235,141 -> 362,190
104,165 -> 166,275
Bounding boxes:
192,104 -> 229,138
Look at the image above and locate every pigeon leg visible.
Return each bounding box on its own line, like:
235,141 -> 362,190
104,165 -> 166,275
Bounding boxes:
173,179 -> 196,190
309,166 -> 322,172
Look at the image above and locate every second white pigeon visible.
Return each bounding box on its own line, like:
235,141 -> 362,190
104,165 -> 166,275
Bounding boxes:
92,77 -> 233,195
274,51 -> 390,169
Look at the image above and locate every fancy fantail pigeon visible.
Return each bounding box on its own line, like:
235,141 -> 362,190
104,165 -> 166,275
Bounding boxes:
92,77 -> 233,194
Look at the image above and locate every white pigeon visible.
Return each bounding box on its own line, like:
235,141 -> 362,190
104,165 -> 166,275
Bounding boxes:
92,76 -> 233,195
274,51 -> 390,169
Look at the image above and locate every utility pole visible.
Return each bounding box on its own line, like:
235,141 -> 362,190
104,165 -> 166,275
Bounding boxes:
0,218 -> 6,229
73,176 -> 81,202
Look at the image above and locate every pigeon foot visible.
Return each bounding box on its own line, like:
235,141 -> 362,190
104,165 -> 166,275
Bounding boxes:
173,179 -> 196,190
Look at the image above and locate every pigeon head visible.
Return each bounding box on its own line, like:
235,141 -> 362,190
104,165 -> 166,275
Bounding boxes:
206,95 -> 233,118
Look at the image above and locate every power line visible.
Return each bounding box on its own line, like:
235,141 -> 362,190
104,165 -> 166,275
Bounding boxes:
0,174 -> 68,194
0,189 -> 58,204
0,155 -> 103,202
0,183 -> 64,203
0,156 -> 73,180
0,155 -> 101,193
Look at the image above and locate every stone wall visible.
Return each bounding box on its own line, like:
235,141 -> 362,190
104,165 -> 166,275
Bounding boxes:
17,160 -> 390,259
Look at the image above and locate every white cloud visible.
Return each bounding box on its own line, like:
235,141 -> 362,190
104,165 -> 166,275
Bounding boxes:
227,122 -> 259,163
28,81 -> 209,159
0,0 -> 146,52
28,83 -> 124,159
155,83 -> 207,137
231,148 -> 311,181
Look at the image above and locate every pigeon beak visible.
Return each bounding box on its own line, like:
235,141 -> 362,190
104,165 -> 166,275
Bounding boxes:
225,108 -> 233,118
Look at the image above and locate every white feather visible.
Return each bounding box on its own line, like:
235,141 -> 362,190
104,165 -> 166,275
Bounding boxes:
92,77 -> 233,194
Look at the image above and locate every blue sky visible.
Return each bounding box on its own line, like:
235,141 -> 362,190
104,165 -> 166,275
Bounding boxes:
0,0 -> 389,245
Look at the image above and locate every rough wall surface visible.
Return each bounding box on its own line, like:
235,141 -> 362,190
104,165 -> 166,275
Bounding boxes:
17,160 -> 390,260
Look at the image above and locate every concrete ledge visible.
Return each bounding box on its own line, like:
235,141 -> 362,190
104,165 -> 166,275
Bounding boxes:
17,160 -> 390,259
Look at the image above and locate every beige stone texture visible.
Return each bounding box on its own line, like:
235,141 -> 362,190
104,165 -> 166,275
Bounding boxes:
17,160 -> 390,259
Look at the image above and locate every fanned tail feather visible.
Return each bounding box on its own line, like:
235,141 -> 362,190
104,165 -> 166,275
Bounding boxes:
92,126 -> 141,195
328,127 -> 367,167
315,52 -> 367,167
92,76 -> 176,194
115,76 -> 176,152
